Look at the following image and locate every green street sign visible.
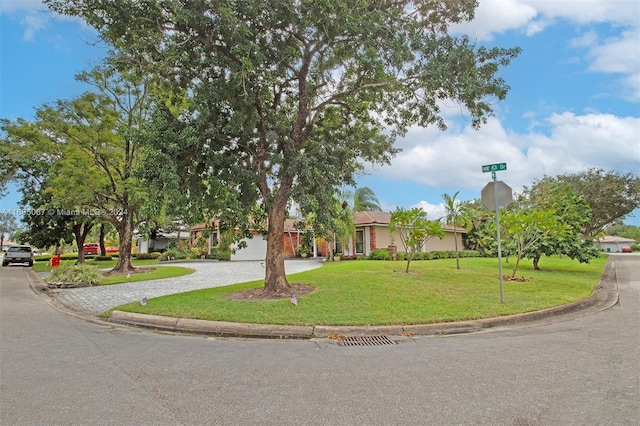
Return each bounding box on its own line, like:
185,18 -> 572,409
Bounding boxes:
482,163 -> 507,173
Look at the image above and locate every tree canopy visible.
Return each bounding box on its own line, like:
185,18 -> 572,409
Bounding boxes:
554,168 -> 640,237
46,0 -> 520,293
389,207 -> 444,273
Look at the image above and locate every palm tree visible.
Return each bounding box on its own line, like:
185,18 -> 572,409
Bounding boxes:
442,191 -> 462,269
353,187 -> 381,212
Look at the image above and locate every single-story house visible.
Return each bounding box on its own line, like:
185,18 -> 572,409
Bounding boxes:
190,219 -> 306,261
322,210 -> 466,258
597,236 -> 636,253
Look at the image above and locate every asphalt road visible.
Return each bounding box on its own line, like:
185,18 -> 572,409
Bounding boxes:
1,255 -> 638,425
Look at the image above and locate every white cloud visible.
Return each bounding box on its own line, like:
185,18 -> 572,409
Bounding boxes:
377,112 -> 640,195
449,0 -> 538,41
587,30 -> 640,74
524,0 -> 640,26
451,0 -> 640,42
413,201 -> 447,221
1,0 -> 89,41
21,14 -> 48,41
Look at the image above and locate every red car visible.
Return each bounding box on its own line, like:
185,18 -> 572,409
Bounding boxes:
83,243 -> 99,255
621,247 -> 632,253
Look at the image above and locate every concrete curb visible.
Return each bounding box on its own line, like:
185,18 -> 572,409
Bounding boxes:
34,256 -> 620,340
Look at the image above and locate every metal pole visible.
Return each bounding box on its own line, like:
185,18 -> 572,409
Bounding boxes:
493,172 -> 504,304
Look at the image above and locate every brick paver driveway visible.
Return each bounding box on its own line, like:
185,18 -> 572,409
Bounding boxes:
46,259 -> 322,314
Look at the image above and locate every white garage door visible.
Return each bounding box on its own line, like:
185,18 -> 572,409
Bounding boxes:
231,236 -> 268,261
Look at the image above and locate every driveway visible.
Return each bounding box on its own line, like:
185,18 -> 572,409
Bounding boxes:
45,259 -> 322,314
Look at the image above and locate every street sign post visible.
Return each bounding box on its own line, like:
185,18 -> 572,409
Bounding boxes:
481,163 -> 510,304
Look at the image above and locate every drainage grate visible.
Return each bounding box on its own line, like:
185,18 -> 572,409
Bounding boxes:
338,335 -> 396,347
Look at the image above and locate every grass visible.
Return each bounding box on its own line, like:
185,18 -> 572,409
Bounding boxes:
100,266 -> 195,285
33,258 -> 195,285
110,255 -> 608,326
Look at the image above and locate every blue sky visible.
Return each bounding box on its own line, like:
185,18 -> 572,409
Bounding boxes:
1,0 -> 639,227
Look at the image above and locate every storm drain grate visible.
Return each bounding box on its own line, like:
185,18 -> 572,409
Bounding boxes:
338,335 -> 396,347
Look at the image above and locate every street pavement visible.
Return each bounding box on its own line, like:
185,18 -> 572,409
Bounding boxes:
41,259 -> 323,314
1,255 -> 637,425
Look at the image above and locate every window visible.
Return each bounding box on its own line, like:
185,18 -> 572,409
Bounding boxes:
355,230 -> 364,254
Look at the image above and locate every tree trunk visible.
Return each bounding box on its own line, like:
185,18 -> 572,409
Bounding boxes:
454,230 -> 460,269
111,210 -> 136,274
533,256 -> 540,270
263,201 -> 291,295
511,252 -> 522,278
99,223 -> 106,256
73,221 -> 93,265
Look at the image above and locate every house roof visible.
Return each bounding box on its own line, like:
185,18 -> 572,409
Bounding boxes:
354,210 -> 466,233
354,210 -> 391,225
598,236 -> 636,243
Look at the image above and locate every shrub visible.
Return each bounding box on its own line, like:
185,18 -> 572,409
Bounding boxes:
369,249 -> 392,260
210,247 -> 231,261
159,248 -> 188,261
46,264 -> 103,287
134,252 -> 160,260
94,256 -> 113,261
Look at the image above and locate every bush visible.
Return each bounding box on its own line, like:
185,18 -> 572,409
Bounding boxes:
159,248 -> 188,261
210,247 -> 231,261
94,256 -> 113,261
46,264 -> 103,287
369,249 -> 392,260
134,252 -> 160,260
395,250 -> 481,261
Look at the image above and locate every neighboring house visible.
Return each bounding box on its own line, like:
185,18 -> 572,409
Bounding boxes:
136,230 -> 190,253
329,210 -> 465,258
598,236 -> 636,253
190,219 -> 306,261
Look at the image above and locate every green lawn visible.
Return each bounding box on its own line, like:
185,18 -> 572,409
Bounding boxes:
34,258 -> 195,285
111,255 -> 608,326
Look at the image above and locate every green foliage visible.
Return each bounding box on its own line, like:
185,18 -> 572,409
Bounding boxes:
158,248 -> 189,261
389,207 -> 445,272
552,168 -> 640,237
352,187 -> 382,212
210,247 -> 231,261
94,256 -> 113,261
606,222 -> 640,241
134,253 -> 160,260
397,250 -> 480,261
369,249 -> 392,260
522,178 -> 600,269
47,264 -> 103,286
501,208 -> 571,278
442,191 -> 462,269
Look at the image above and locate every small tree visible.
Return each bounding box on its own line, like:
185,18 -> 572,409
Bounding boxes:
501,208 -> 570,278
442,191 -> 462,269
389,207 -> 445,273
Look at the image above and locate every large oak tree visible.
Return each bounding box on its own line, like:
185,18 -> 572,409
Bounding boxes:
47,0 -> 520,294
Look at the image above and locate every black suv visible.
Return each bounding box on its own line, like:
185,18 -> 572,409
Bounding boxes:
2,245 -> 34,267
